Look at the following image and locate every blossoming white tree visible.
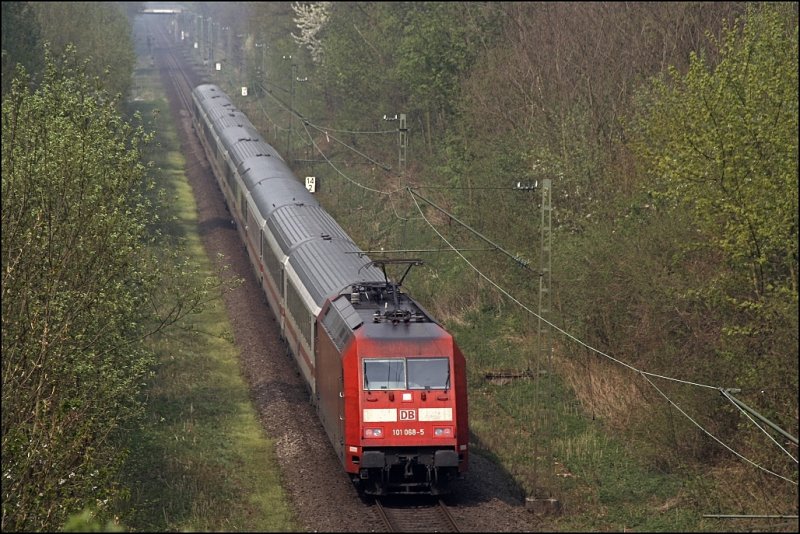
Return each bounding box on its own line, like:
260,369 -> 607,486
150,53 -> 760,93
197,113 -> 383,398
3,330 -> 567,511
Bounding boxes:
291,1 -> 331,64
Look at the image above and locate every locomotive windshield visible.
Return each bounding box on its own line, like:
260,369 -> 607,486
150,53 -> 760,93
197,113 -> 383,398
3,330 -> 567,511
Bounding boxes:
407,358 -> 450,390
364,359 -> 405,390
363,357 -> 450,390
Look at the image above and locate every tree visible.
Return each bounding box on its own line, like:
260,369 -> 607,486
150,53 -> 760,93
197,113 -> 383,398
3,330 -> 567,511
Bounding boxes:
291,1 -> 331,64
631,2 -> 798,434
1,46 -> 212,531
30,2 -> 136,100
634,3 -> 798,306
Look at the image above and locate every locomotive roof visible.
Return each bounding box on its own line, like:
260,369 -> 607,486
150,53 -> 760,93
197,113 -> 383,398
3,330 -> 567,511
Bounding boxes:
321,289 -> 448,352
360,319 -> 451,347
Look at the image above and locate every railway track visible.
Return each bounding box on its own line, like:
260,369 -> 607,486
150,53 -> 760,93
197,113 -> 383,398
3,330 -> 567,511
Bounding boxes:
373,497 -> 460,532
147,18 -> 198,112
142,16 -> 464,534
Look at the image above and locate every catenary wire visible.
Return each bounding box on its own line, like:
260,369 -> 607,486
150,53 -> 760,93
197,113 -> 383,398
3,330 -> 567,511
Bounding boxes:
408,190 -> 798,486
210,49 -> 796,486
643,375 -> 798,485
217,58 -> 797,476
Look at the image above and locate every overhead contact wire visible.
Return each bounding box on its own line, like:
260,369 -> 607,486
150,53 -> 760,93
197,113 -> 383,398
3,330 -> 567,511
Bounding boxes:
304,122 -> 394,172
408,190 -> 797,486
300,120 -> 390,195
259,82 -> 396,174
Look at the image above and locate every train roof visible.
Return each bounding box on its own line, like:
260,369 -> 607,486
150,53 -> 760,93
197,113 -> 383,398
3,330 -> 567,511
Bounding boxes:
268,203 -> 350,255
193,83 -> 231,106
241,158 -> 297,191
250,177 -> 319,221
321,289 -> 448,352
290,238 -> 382,307
220,131 -> 272,164
192,83 -> 392,312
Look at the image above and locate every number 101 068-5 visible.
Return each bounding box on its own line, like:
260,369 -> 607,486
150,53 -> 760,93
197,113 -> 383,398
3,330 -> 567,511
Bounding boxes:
392,428 -> 424,436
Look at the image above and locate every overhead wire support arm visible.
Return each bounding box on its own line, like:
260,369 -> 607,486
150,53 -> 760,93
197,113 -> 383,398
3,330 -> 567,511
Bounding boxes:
366,258 -> 424,287
408,187 -> 534,270
353,247 -> 498,255
721,388 -> 798,446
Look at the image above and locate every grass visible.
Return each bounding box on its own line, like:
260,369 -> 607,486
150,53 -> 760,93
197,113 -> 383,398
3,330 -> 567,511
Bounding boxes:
114,40 -> 298,532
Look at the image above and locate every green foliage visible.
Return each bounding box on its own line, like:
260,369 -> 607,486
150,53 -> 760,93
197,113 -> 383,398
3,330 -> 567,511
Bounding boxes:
1,44 -> 212,531
1,46 -> 151,531
392,3 -> 499,123
29,1 -> 137,100
318,2 -> 499,154
62,508 -> 125,532
631,3 -> 798,408
315,3 -> 400,118
634,3 -> 798,300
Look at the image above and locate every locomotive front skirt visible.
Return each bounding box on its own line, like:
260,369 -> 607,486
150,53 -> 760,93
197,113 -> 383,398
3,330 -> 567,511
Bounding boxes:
191,84 -> 468,494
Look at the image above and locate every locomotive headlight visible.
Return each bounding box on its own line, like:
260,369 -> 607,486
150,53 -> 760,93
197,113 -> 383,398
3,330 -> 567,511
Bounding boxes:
364,427 -> 384,438
433,427 -> 453,438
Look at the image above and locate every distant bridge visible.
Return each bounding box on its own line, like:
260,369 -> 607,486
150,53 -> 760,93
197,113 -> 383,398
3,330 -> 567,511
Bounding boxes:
140,8 -> 183,14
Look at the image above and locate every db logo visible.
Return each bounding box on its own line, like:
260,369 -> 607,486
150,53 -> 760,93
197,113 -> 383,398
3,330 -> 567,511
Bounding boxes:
399,409 -> 416,421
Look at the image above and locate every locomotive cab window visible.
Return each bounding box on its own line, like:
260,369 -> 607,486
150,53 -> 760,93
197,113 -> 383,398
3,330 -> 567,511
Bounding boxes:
407,358 -> 450,390
363,357 -> 450,390
363,359 -> 405,390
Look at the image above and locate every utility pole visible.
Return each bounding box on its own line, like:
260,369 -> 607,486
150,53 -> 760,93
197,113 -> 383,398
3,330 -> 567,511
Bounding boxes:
515,177 -> 556,508
202,16 -> 208,65
284,59 -> 307,161
254,42 -> 267,94
207,17 -> 214,74
282,55 -> 293,157
196,15 -> 202,57
538,178 -> 553,375
226,26 -> 232,70
383,113 -> 408,173
399,113 -> 408,174
290,63 -> 296,158
537,178 -> 554,503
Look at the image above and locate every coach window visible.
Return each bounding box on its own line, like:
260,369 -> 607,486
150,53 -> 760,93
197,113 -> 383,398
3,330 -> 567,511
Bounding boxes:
407,358 -> 450,390
363,358 -> 405,391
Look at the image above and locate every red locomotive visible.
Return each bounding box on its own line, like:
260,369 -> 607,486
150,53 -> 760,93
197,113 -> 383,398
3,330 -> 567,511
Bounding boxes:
191,84 -> 468,494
